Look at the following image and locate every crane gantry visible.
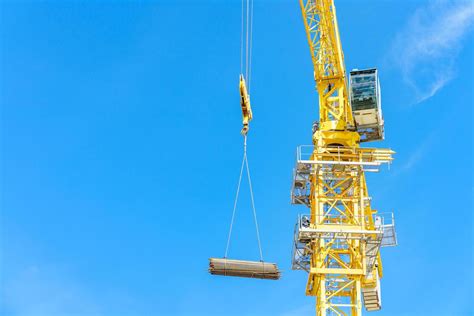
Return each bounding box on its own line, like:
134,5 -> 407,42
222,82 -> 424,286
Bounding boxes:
290,0 -> 397,315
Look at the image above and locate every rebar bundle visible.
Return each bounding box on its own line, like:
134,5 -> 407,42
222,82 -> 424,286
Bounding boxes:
209,258 -> 280,280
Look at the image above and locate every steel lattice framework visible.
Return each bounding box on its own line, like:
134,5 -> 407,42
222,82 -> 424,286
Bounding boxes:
300,0 -> 354,132
291,1 -> 396,315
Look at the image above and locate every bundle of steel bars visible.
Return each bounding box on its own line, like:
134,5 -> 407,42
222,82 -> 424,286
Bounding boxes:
209,258 -> 281,280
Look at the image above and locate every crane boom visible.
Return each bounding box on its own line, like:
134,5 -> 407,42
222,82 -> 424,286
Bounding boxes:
290,1 -> 397,315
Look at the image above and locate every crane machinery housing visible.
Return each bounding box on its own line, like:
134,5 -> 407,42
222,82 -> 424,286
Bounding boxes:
290,0 -> 397,315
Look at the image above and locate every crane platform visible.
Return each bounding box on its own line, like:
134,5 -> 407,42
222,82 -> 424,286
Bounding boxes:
291,213 -> 397,274
290,145 -> 394,207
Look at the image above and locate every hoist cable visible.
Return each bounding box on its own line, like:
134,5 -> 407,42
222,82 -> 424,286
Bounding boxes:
240,0 -> 254,88
240,0 -> 244,75
248,0 -> 254,93
245,0 -> 250,83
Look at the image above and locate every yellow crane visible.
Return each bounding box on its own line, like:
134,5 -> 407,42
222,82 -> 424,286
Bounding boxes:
290,0 -> 397,315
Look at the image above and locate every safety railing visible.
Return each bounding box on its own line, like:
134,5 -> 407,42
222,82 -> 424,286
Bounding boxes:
378,212 -> 397,247
295,145 -> 394,167
294,212 -> 396,246
296,214 -> 385,228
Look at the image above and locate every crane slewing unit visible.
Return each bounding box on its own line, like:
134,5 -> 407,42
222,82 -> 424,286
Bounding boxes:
290,1 -> 397,315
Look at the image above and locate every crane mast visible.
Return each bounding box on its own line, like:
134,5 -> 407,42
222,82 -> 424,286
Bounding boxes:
290,1 -> 397,315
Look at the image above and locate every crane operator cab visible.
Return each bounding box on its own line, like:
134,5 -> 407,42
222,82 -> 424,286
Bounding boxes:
349,68 -> 384,142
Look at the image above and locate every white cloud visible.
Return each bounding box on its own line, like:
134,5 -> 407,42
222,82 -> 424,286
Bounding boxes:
395,131 -> 437,175
389,0 -> 474,104
399,140 -> 430,172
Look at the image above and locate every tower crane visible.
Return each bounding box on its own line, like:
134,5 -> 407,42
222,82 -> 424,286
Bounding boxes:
290,1 -> 397,315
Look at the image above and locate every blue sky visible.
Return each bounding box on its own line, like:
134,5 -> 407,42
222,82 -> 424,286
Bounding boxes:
0,1 -> 473,315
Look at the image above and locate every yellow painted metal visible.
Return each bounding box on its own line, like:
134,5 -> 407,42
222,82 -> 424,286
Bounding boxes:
239,74 -> 252,136
296,0 -> 394,315
299,0 -> 355,133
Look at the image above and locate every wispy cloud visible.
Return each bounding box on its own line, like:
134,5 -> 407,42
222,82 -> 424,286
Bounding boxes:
394,131 -> 438,176
399,136 -> 433,173
388,0 -> 474,104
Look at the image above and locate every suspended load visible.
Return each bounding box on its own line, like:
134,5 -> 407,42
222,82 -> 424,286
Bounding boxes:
209,258 -> 281,280
349,68 -> 384,142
